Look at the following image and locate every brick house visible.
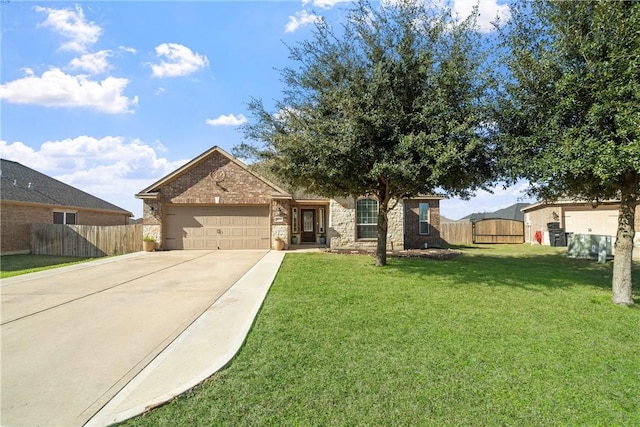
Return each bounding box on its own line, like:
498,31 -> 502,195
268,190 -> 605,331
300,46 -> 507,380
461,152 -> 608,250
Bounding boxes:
0,159 -> 132,255
522,200 -> 640,257
135,146 -> 442,250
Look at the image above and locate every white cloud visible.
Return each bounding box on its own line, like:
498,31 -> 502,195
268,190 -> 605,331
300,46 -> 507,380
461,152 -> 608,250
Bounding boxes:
0,68 -> 137,114
69,50 -> 112,74
453,0 -> 510,32
206,114 -> 248,126
149,43 -> 209,78
285,10 -> 321,33
119,46 -> 137,55
35,4 -> 102,52
302,0 -> 350,9
0,137 -> 188,218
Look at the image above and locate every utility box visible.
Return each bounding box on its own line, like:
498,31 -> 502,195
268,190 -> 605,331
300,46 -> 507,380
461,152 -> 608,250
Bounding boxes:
567,234 -> 613,260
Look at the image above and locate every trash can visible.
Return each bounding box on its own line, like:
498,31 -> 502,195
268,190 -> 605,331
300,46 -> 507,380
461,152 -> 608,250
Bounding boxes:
549,228 -> 566,247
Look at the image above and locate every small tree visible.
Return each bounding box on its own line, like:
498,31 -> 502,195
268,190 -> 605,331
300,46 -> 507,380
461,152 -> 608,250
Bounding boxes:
497,0 -> 639,305
236,0 -> 499,266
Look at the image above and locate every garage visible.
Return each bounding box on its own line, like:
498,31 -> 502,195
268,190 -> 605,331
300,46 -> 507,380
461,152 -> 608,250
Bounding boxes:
564,209 -> 618,236
165,205 -> 270,250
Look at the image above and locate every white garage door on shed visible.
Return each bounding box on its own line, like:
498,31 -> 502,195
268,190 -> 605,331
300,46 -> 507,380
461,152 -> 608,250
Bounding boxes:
165,205 -> 270,250
564,209 -> 618,237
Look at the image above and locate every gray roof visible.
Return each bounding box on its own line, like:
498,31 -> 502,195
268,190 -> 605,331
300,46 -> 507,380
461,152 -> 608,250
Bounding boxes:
1,159 -> 130,214
461,202 -> 530,222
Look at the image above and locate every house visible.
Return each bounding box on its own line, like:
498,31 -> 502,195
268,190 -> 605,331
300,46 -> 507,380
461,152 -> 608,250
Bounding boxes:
460,202 -> 530,222
522,200 -> 640,252
0,159 -> 132,255
135,146 -> 442,251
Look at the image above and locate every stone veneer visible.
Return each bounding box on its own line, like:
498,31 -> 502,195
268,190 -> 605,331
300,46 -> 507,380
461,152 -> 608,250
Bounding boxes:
271,224 -> 289,249
329,197 -> 404,250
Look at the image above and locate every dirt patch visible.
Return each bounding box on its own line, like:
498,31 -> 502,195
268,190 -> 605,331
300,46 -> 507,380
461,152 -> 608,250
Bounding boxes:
323,248 -> 460,261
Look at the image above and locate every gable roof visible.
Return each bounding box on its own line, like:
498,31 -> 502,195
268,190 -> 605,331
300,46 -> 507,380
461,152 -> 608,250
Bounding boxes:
1,159 -> 131,214
461,202 -> 530,222
135,146 -> 291,198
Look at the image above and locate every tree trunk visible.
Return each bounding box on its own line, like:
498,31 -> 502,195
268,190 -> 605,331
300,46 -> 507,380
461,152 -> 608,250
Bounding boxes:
376,207 -> 388,267
612,178 -> 637,306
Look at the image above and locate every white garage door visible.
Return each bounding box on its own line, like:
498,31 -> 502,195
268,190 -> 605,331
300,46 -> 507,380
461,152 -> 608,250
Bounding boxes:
165,205 -> 270,250
564,209 -> 618,236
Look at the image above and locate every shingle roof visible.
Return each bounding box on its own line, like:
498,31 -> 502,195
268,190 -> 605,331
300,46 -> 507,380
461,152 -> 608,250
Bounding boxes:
461,202 -> 530,222
1,159 -> 130,214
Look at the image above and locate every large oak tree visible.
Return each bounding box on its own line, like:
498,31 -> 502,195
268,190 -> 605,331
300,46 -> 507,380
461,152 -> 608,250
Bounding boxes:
497,1 -> 639,305
236,0 -> 499,266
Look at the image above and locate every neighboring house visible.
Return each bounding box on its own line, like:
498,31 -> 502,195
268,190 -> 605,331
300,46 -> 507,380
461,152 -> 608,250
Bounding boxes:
522,200 -> 640,250
460,202 -> 530,222
0,159 -> 132,255
135,146 -> 442,251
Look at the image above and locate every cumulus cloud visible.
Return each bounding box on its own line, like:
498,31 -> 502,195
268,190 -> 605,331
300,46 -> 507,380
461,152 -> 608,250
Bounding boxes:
206,114 -> 248,126
285,10 -> 321,33
149,43 -> 209,78
69,50 -> 112,74
0,68 -> 137,114
35,4 -> 102,52
453,0 -> 510,32
0,137 -> 188,217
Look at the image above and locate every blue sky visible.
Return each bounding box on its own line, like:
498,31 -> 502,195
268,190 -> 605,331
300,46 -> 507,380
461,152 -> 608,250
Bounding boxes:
1,0 -> 531,219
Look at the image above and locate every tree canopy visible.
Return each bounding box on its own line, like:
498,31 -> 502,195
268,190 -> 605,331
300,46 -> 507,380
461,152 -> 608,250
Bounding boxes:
236,0 -> 499,266
496,0 -> 640,305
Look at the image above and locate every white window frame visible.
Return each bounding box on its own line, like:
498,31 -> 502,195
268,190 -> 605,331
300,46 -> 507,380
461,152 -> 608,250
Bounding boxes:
53,211 -> 77,225
356,198 -> 378,239
419,203 -> 430,235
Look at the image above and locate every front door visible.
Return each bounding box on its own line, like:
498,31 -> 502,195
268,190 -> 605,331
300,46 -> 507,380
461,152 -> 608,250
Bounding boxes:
301,209 -> 315,243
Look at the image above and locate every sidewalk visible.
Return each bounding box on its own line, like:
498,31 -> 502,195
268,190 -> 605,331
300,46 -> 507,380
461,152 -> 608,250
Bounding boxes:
85,250 -> 285,426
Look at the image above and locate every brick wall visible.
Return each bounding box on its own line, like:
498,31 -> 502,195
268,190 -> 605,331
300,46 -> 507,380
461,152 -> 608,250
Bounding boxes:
403,199 -> 442,249
141,151 -> 286,248
160,152 -> 275,205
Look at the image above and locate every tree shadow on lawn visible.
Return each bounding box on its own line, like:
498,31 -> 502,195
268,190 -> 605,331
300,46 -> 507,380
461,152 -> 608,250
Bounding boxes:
384,249 -> 638,295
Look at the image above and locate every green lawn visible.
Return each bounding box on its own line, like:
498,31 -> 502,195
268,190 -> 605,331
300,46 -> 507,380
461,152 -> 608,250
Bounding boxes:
0,254 -> 93,278
123,245 -> 639,426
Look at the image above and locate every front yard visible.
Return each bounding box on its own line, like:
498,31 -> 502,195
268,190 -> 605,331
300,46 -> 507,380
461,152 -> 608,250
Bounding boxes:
124,245 -> 639,426
0,254 -> 93,279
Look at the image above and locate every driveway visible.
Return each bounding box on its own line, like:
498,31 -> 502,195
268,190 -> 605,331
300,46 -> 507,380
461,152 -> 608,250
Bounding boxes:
1,250 -> 269,427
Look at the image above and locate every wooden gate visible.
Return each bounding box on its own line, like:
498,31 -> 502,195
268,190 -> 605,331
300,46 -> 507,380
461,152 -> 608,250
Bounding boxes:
472,219 -> 524,244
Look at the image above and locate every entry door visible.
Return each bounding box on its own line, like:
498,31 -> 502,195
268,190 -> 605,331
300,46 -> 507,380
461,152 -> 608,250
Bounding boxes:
301,209 -> 315,243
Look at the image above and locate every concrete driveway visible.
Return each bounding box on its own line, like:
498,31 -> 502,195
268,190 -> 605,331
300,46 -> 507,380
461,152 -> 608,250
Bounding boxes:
1,250 -> 270,427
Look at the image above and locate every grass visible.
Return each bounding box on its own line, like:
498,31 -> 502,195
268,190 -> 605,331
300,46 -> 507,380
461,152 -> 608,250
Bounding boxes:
123,245 -> 639,426
0,254 -> 93,278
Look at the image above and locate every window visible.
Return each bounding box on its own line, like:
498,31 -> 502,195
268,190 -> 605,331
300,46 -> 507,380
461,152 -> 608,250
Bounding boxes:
319,208 -> 325,234
419,203 -> 430,235
356,198 -> 378,239
53,211 -> 77,225
292,207 -> 299,233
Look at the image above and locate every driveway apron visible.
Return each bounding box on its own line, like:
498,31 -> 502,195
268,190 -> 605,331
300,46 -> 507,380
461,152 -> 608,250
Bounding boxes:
0,250 -> 269,427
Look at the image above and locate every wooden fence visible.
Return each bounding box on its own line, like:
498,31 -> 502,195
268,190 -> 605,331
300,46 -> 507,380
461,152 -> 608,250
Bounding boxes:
31,224 -> 143,257
440,219 -> 525,245
473,219 -> 525,244
440,221 -> 473,245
